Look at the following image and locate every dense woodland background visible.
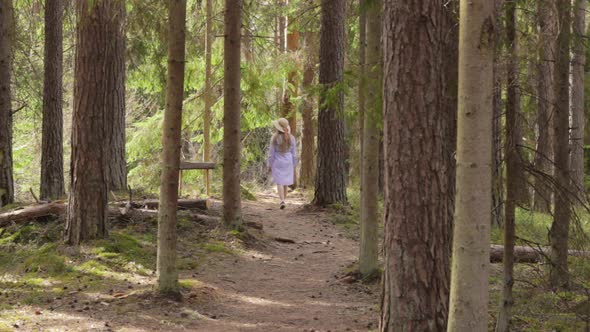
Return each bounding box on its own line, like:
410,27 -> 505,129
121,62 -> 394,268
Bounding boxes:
1,0 -> 590,331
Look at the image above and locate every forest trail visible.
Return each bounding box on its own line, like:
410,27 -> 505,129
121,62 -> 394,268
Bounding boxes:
3,191 -> 378,332
180,191 -> 378,332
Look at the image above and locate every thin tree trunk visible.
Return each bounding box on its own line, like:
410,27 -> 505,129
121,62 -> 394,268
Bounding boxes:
203,0 -> 213,195
66,0 -> 124,244
156,0 -> 187,296
283,28 -> 299,187
357,0 -> 366,180
313,0 -> 347,206
380,1 -> 452,330
40,0 -> 65,201
504,0 -> 528,208
447,0 -> 495,330
570,0 -> 586,202
496,3 -> 517,330
359,0 -> 380,278
223,0 -> 243,227
300,32 -> 316,189
492,0 -> 505,228
0,0 -> 13,207
278,0 -> 286,53
533,0 -> 556,214
550,0 -> 572,290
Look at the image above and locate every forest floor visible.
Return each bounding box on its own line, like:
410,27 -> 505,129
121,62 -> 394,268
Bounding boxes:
0,190 -> 379,332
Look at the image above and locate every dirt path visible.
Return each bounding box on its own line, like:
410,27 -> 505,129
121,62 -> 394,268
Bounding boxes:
184,191 -> 378,332
1,191 -> 378,332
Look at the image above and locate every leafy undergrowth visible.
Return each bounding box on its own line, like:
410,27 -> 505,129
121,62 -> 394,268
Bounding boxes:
0,206 -> 262,331
489,207 -> 590,331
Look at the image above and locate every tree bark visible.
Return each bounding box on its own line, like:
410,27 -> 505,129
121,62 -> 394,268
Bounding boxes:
65,0 -> 125,245
223,0 -> 243,227
0,0 -> 13,207
570,0 -> 586,202
300,32 -> 316,189
380,1 -> 452,330
496,3 -> 517,330
40,0 -> 65,201
357,0 -> 366,180
203,0 -> 213,195
358,0 -> 380,278
283,28 -> 299,187
105,0 -> 127,191
550,0 -> 572,290
447,0 -> 495,330
504,0 -> 528,208
312,0 -> 347,207
157,0 -> 187,296
533,0 -> 556,214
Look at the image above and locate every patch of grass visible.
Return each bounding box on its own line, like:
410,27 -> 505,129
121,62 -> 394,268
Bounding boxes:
92,231 -> 156,271
202,240 -> 233,254
179,278 -> 204,290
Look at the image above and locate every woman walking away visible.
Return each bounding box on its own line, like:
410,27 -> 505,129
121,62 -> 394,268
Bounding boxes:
267,118 -> 298,209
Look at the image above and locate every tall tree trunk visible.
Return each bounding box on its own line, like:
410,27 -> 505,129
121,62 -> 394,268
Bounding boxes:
447,0 -> 495,330
283,28 -> 299,187
242,0 -> 253,62
66,0 -> 125,244
105,0 -> 127,191
278,0 -> 286,53
504,0 -> 528,208
533,0 -> 556,214
380,0 -> 452,330
223,0 -> 243,227
359,0 -> 380,278
357,0 -> 366,179
0,0 -> 13,207
157,0 -> 186,296
496,3 -> 517,330
492,0 -> 505,228
312,0 -> 347,207
203,0 -> 213,195
300,32 -> 316,189
570,0 -> 586,202
550,0 -> 572,290
40,0 -> 65,201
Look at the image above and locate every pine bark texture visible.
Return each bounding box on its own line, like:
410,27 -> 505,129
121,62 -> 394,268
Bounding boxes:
313,0 -> 347,207
492,0 -> 504,228
157,0 -> 186,295
496,4 -> 517,330
105,0 -> 126,191
570,0 -> 586,201
203,0 -> 213,195
223,0 -> 243,227
380,1 -> 452,330
66,0 -> 125,244
300,32 -> 316,189
533,0 -> 556,214
359,0 -> 380,278
447,0 -> 495,330
40,0 -> 65,201
0,0 -> 13,207
550,0 -> 572,290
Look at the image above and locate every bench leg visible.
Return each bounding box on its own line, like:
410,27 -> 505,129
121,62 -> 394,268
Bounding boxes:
205,169 -> 210,197
179,169 -> 183,197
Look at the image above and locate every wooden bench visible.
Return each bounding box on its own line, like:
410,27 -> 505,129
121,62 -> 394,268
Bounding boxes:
179,161 -> 216,196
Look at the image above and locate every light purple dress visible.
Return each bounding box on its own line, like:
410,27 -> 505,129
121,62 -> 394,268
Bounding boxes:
267,135 -> 298,186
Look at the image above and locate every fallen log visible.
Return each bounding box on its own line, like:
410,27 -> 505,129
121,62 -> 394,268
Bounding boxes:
0,201 -> 215,226
490,244 -> 590,263
0,202 -> 66,227
120,199 -> 210,211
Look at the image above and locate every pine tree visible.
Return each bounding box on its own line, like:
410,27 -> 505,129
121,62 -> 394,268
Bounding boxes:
0,0 -> 13,207
157,0 -> 187,295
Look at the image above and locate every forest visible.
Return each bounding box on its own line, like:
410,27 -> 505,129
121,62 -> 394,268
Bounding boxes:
0,0 -> 590,331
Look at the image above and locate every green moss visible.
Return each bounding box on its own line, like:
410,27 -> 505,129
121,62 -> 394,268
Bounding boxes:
92,231 -> 156,269
76,260 -> 111,277
202,240 -> 232,254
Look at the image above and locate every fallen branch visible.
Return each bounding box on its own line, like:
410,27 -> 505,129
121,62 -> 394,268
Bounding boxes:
0,202 -> 66,227
0,201 -> 216,226
490,244 -> 590,263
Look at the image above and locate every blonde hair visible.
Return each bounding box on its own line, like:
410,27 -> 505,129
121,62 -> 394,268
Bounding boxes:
272,130 -> 292,153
